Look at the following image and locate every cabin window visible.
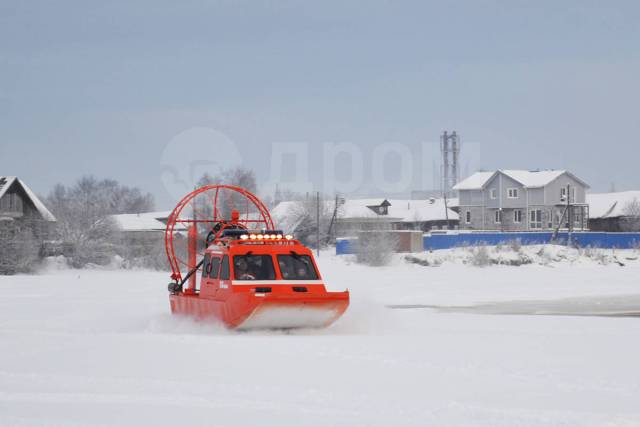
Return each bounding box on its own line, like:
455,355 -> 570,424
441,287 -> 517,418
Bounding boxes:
560,187 -> 567,201
494,210 -> 502,224
513,209 -> 522,223
208,257 -> 221,279
507,188 -> 519,199
465,211 -> 471,224
277,254 -> 319,280
201,254 -> 211,279
219,255 -> 230,280
489,189 -> 497,199
233,254 -> 275,280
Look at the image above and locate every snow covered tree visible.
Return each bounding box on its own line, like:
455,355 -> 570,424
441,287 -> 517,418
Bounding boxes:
46,176 -> 155,268
278,194 -> 333,249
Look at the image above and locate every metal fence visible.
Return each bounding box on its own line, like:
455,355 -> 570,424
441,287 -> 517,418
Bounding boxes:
336,231 -> 640,254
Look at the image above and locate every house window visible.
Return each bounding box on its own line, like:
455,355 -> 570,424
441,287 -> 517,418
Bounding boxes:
465,211 -> 471,224
507,188 -> 519,199
530,209 -> 542,229
514,209 -> 522,223
489,189 -> 497,199
572,187 -> 577,202
494,210 -> 502,224
560,187 -> 567,201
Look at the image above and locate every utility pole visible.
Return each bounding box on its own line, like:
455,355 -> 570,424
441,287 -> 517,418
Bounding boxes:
316,191 -> 320,257
567,183 -> 572,247
326,194 -> 339,243
552,183 -> 572,245
443,191 -> 450,229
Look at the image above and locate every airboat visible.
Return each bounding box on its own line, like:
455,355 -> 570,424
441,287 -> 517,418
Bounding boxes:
164,185 -> 349,329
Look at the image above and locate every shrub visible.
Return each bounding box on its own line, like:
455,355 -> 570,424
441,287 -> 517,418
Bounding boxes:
355,231 -> 399,266
470,245 -> 492,267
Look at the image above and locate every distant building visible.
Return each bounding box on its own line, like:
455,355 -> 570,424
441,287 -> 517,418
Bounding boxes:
110,211 -> 186,268
0,176 -> 57,274
0,176 -> 56,225
110,211 -> 186,244
587,191 -> 640,232
111,211 -> 173,236
453,170 -> 590,231
272,198 -> 459,237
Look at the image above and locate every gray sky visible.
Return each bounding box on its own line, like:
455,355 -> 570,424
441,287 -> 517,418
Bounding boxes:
1,1 -> 639,208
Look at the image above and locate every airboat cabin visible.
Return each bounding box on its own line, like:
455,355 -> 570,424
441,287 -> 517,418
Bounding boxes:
453,170 -> 590,232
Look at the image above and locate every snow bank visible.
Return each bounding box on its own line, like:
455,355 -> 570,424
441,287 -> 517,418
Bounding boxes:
404,244 -> 635,268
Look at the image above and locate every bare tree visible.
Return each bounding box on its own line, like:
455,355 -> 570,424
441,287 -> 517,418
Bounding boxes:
622,198 -> 640,231
195,167 -> 258,221
197,167 -> 257,192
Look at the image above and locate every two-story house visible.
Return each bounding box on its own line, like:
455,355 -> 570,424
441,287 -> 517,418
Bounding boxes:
453,170 -> 589,231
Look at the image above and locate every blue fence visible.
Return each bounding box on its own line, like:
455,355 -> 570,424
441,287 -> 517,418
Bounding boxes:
425,232 -> 640,251
335,232 -> 640,254
336,238 -> 356,255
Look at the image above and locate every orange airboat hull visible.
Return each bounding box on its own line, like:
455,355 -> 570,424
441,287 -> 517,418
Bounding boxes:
169,289 -> 350,329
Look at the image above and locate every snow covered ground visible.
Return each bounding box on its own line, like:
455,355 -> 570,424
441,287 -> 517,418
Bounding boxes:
2,247 -> 640,426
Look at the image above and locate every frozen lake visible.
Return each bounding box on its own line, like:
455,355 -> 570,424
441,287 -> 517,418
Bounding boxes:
1,250 -> 640,426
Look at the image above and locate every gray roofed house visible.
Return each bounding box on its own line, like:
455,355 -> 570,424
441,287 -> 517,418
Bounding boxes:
0,176 -> 57,274
0,176 -> 56,223
453,170 -> 590,231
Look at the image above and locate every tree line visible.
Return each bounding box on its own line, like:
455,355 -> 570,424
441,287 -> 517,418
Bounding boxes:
0,167 -> 259,273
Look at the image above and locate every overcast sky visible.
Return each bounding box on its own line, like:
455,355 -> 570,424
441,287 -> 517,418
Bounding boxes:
1,1 -> 639,208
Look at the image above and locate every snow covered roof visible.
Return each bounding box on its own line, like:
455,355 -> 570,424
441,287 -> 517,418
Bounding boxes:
385,198 -> 459,222
502,170 -> 567,188
111,213 -> 168,232
454,170 -> 588,190
111,211 -> 187,232
272,198 -> 458,229
587,191 -> 640,219
452,171 -> 495,190
0,176 -> 56,222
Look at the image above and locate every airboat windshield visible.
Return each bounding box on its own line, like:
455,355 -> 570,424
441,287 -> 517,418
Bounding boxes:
233,254 -> 276,280
277,254 -> 319,280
